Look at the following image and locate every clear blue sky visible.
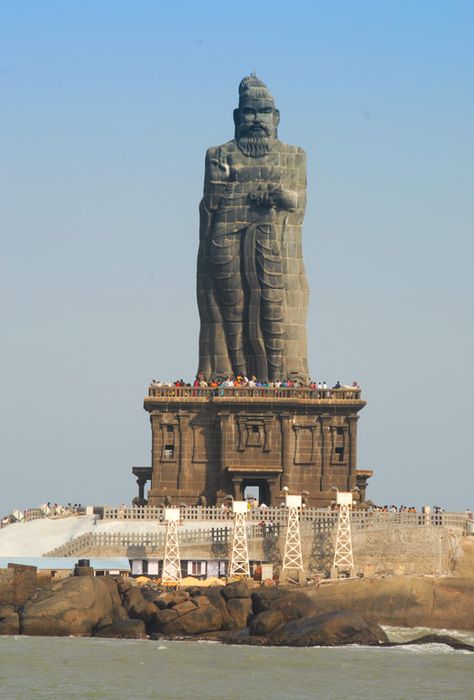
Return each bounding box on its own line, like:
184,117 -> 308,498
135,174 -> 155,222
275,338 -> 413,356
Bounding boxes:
1,1 -> 473,514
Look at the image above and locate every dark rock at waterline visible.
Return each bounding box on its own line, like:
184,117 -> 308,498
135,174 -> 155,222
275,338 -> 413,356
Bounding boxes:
249,609 -> 284,636
94,619 -> 146,639
394,634 -> 474,652
159,602 -> 225,636
0,612 -> 20,635
21,576 -> 128,636
270,611 -> 389,647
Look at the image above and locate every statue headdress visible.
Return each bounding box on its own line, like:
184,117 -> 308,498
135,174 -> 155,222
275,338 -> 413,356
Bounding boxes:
238,74 -> 275,106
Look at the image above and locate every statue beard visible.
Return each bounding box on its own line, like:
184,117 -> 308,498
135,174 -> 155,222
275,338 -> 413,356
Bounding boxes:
236,132 -> 275,158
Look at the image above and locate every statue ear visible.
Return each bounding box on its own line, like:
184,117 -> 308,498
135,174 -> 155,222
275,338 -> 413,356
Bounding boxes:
233,108 -> 240,128
274,109 -> 280,128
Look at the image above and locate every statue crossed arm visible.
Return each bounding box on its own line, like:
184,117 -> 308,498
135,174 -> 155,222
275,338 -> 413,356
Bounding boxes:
197,76 -> 309,383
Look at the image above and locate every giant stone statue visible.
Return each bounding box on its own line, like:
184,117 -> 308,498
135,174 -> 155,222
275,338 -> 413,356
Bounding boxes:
197,75 -> 309,382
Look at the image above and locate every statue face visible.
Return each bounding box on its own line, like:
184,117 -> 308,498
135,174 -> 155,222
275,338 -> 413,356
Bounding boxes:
235,98 -> 279,139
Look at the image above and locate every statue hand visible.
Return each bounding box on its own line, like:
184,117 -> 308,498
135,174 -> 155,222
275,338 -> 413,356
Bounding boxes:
258,185 -> 297,211
209,147 -> 230,180
249,185 -> 297,211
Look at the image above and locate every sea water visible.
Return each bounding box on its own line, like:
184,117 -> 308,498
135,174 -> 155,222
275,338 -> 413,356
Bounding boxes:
1,630 -> 473,700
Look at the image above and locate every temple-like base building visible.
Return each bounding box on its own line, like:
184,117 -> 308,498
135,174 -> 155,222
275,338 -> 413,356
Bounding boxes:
134,385 -> 371,507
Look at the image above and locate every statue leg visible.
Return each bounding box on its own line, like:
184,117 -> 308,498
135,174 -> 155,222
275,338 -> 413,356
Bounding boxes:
210,235 -> 246,376
256,233 -> 285,381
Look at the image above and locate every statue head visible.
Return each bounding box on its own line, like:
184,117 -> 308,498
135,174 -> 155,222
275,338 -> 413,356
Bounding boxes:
234,75 -> 280,156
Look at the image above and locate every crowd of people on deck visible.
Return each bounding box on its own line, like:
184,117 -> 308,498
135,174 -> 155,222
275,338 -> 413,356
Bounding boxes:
357,504 -> 419,513
151,375 -> 360,391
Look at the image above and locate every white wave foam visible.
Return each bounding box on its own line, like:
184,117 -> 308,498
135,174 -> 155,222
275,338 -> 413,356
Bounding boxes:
383,625 -> 474,646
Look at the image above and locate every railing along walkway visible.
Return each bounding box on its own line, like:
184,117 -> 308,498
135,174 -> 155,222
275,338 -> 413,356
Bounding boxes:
44,524 -> 279,558
102,506 -> 468,531
45,512 -> 469,558
147,386 -> 362,401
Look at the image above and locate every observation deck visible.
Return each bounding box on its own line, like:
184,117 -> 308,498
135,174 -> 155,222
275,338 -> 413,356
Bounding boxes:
145,385 -> 365,408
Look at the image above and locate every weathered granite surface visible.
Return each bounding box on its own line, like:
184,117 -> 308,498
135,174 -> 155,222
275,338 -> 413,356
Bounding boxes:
197,75 -> 309,383
2,575 -> 473,650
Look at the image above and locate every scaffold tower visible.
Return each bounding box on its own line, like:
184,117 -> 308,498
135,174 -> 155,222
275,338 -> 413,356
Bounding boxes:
333,492 -> 354,575
162,508 -> 182,585
282,495 -> 304,575
229,501 -> 250,578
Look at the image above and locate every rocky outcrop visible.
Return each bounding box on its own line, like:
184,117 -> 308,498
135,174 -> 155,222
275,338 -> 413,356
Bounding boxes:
21,576 -> 128,636
249,609 -> 283,635
0,605 -> 20,635
2,571 -> 473,648
121,586 -> 160,624
227,597 -> 252,628
271,611 -> 388,647
94,619 -> 146,639
0,564 -> 37,607
158,601 -> 225,635
305,576 -> 474,631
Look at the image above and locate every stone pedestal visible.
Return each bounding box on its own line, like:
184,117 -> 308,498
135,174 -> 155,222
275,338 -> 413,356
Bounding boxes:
140,385 -> 368,507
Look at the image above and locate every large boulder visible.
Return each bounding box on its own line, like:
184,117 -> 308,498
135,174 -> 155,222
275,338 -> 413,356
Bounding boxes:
305,576 -> 474,631
251,588 -> 287,614
152,608 -> 179,627
221,580 -> 251,601
94,619 -> 146,639
269,591 -> 317,622
194,595 -> 211,609
0,611 -> 20,635
201,587 -> 233,628
227,597 -> 252,628
155,591 -> 190,608
272,611 -> 388,647
21,576 -> 127,637
173,600 -> 197,615
159,603 -> 225,636
249,609 -> 283,636
122,587 -> 159,623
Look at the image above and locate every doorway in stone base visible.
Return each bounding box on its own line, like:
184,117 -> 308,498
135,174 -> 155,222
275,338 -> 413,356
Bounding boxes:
243,478 -> 271,506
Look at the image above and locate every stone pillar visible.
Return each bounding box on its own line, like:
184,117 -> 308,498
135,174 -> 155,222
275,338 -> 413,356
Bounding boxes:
177,411 -> 190,489
268,477 -> 279,506
136,477 -> 146,501
347,414 -> 359,491
218,412 -> 232,472
232,477 -> 243,500
150,411 -> 162,489
320,414 -> 332,491
280,412 -> 292,490
262,416 -> 273,452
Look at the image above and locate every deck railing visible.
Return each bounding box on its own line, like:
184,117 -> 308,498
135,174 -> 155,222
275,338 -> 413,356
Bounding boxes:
44,510 -> 468,559
147,386 -> 362,401
102,505 -> 468,531
44,524 -> 279,558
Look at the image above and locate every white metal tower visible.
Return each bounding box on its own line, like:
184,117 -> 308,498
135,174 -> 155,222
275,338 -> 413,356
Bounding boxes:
229,500 -> 250,578
282,495 -> 304,576
332,491 -> 355,576
161,508 -> 182,585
